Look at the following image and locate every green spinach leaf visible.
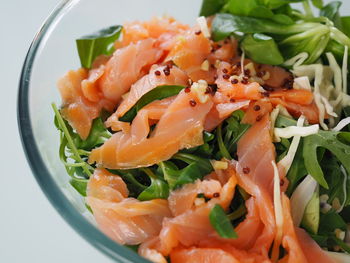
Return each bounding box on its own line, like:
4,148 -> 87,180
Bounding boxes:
209,204 -> 238,239
200,0 -> 227,16
320,1 -> 342,29
242,33 -> 284,65
119,85 -> 185,122
76,25 -> 122,68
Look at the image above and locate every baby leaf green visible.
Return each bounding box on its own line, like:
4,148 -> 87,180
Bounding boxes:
209,204 -> 238,239
119,85 -> 185,122
76,25 -> 122,68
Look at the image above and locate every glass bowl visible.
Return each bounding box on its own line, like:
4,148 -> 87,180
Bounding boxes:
17,0 -> 201,261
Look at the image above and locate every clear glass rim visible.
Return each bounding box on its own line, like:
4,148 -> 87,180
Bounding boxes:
17,1 -> 150,262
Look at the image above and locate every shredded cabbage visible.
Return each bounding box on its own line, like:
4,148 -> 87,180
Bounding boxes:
332,117 -> 350,132
197,16 -> 210,38
274,124 -> 319,139
290,175 -> 318,226
271,160 -> 283,262
325,251 -> 350,263
278,115 -> 305,174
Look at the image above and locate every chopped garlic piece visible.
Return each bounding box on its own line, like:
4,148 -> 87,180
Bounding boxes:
332,198 -> 341,212
195,198 -> 205,207
201,60 -> 210,71
122,92 -> 130,100
244,62 -> 256,76
262,71 -> 271,81
320,194 -> 329,203
335,229 -> 346,241
191,80 -> 209,103
211,160 -> 228,170
196,16 -> 211,38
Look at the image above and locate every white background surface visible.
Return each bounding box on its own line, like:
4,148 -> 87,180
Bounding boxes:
0,0 -> 111,262
1,1 -> 350,263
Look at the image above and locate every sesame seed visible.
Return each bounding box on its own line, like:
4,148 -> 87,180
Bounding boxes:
241,79 -> 248,84
256,115 -> 263,122
163,68 -> 170,76
222,68 -> 228,74
195,30 -> 202,35
230,98 -> 236,102
154,70 -> 161,76
189,99 -> 197,107
185,87 -> 191,93
223,74 -> 230,80
261,91 -> 270,97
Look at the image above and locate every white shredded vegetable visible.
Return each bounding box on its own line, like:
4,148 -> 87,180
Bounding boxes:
274,124 -> 319,139
336,166 -> 348,213
283,52 -> 309,68
325,251 -> 350,263
278,115 -> 305,174
332,117 -> 350,132
290,175 -> 318,226
342,46 -> 348,94
271,161 -> 283,262
294,76 -> 312,91
196,16 -> 210,38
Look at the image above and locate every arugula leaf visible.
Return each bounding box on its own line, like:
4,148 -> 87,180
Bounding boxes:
119,85 -> 185,122
137,168 -> 169,201
76,117 -> 111,150
160,153 -> 213,190
209,204 -> 238,239
108,168 -> 148,197
200,0 -> 226,16
258,0 -> 304,10
160,161 -> 205,190
303,131 -> 350,189
320,1 -> 342,29
241,33 -> 284,65
301,189 -> 320,234
342,17 -> 350,37
70,179 -> 88,197
218,110 -> 250,159
76,25 -> 122,68
286,141 -> 307,195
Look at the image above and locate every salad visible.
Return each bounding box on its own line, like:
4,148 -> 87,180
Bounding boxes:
53,0 -> 350,262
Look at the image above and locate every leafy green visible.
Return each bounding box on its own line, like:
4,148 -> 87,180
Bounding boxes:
70,179 -> 88,197
320,1 -> 342,29
52,103 -> 93,179
137,168 -> 169,201
301,189 -> 320,234
224,0 -> 275,19
160,153 -> 213,190
209,204 -> 238,239
320,155 -> 350,208
76,25 -> 122,68
119,85 -> 185,122
200,0 -> 226,16
241,33 -> 284,65
160,161 -> 205,190
342,17 -> 350,37
303,131 -> 350,189
216,110 -> 250,159
286,141 -> 307,195
312,0 -> 324,9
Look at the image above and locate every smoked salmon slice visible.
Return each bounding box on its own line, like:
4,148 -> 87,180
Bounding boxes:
86,168 -> 171,245
99,39 -> 163,103
89,89 -> 213,169
114,64 -> 188,118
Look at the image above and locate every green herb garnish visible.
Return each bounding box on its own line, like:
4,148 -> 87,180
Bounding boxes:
209,204 -> 238,239
76,25 -> 122,68
119,85 -> 185,122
